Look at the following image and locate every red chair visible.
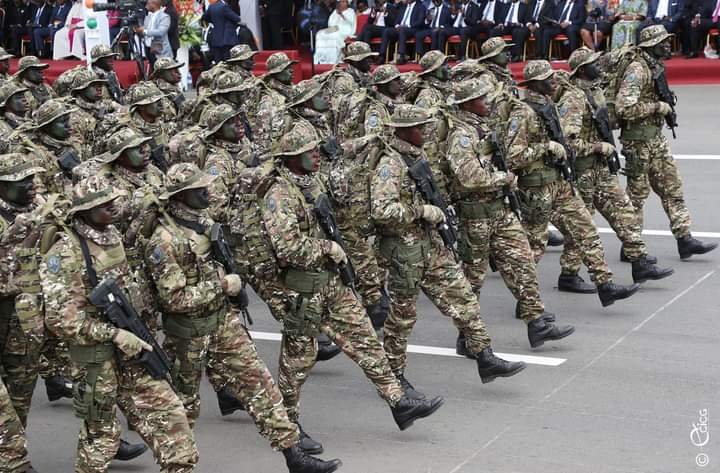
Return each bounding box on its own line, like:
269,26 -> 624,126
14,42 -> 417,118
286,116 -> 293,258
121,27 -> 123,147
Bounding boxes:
20,34 -> 32,56
707,28 -> 719,52
549,34 -> 568,60
346,14 -> 389,62
394,37 -> 416,62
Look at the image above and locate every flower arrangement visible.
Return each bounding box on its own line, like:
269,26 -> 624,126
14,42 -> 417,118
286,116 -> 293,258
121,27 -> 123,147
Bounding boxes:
175,0 -> 203,47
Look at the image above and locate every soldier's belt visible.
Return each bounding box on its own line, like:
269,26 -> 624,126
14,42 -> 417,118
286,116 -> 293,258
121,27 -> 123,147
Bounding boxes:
457,198 -> 506,220
282,268 -> 331,295
69,342 -> 115,364
163,308 -> 222,339
620,123 -> 661,141
518,167 -> 560,187
574,155 -> 599,175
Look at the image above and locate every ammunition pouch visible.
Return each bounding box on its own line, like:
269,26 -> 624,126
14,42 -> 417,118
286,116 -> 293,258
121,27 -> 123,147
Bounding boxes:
69,343 -> 115,364
14,293 -> 44,345
73,362 -> 117,423
518,188 -> 553,226
283,293 -> 322,337
456,198 -> 506,221
622,149 -> 647,178
620,123 -> 660,141
574,155 -> 599,175
282,268 -> 331,296
162,310 -> 221,340
518,166 -> 560,188
378,236 -> 428,297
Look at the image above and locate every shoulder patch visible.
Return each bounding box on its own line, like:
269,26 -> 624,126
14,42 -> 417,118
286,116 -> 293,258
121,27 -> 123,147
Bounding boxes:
379,166 -> 391,181
459,135 -> 471,148
46,255 -> 61,274
559,104 -> 568,117
509,117 -> 520,133
367,114 -> 379,128
208,165 -> 219,176
626,72 -> 637,83
416,99 -> 426,108
266,196 -> 277,212
149,247 -> 165,265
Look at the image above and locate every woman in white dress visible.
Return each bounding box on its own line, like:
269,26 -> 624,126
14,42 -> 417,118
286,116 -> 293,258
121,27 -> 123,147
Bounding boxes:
53,0 -> 86,60
314,0 -> 357,64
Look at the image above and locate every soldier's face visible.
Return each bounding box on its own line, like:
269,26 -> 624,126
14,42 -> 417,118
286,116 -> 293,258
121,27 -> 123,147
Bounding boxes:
238,57 -> 255,71
82,83 -> 104,102
97,57 -> 113,71
492,51 -> 509,67
353,58 -> 372,73
580,63 -> 600,81
2,176 -> 36,206
309,93 -> 329,112
532,77 -> 555,96
118,144 -> 151,170
651,39 -> 672,59
180,187 -> 210,210
47,116 -> 70,140
0,60 -> 9,74
433,63 -> 450,81
162,68 -> 182,84
143,101 -> 163,119
219,115 -> 245,142
386,77 -> 402,98
25,68 -> 44,84
224,91 -> 243,106
87,199 -> 120,227
396,124 -> 426,147
463,95 -> 490,117
7,92 -> 28,115
276,67 -> 293,85
299,149 -> 321,173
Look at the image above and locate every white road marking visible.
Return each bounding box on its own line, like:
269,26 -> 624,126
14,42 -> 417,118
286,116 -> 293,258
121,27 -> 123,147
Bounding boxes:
596,228 -> 720,239
249,331 -> 567,367
447,426 -> 512,473
673,154 -> 720,160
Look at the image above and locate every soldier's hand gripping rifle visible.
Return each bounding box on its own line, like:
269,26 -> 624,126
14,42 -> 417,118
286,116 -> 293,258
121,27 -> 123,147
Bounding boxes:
490,132 -> 522,220
88,278 -> 173,384
538,102 -> 577,194
407,158 -> 459,260
210,223 -> 252,325
653,68 -> 677,139
591,102 -> 622,175
314,193 -> 359,298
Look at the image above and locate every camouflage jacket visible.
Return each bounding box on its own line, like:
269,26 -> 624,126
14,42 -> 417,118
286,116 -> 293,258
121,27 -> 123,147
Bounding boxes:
0,198 -> 36,297
154,78 -> 186,122
254,88 -> 287,155
27,131 -> 83,196
0,113 -> 32,153
16,78 -> 56,112
413,77 -> 452,195
93,66 -> 124,104
557,78 -> 603,159
70,96 -> 121,152
615,50 -> 665,131
504,89 -> 555,174
201,138 -> 251,224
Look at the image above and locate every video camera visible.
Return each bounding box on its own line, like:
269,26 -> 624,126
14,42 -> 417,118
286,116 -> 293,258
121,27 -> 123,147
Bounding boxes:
93,0 -> 146,26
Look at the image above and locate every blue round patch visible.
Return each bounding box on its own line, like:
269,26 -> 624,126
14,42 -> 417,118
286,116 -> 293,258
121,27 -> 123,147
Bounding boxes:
46,255 -> 61,274
266,196 -> 277,212
149,247 -> 165,265
208,166 -> 219,176
379,166 -> 391,180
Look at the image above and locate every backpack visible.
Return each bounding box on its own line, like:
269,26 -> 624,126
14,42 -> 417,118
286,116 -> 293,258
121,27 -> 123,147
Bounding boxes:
168,125 -> 207,168
597,45 -> 641,129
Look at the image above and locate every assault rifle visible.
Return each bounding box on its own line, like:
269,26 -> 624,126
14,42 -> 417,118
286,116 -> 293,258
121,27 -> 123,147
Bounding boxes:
590,101 -> 622,175
490,132 -> 522,220
210,223 -> 252,325
530,101 -> 577,194
653,68 -> 677,139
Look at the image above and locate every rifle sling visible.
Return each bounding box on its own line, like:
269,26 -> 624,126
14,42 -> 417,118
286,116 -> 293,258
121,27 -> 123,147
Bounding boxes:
74,230 -> 99,289
173,216 -> 207,235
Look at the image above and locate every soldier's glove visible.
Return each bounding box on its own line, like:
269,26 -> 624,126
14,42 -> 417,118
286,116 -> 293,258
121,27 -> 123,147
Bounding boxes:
504,171 -> 518,191
113,329 -> 153,358
593,142 -> 616,157
325,241 -> 348,265
222,274 -> 243,297
655,102 -> 673,116
420,204 -> 447,225
546,141 -> 567,161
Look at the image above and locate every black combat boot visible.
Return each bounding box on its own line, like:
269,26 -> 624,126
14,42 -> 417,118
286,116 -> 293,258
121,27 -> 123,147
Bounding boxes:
455,332 -> 476,359
476,348 -> 527,384
283,445 -> 342,473
558,273 -> 597,294
45,375 -> 72,402
527,319 -> 575,348
547,230 -> 565,247
217,386 -> 245,416
620,245 -> 657,264
391,394 -> 444,431
397,374 -> 425,400
597,281 -> 641,307
677,234 -> 718,260
366,291 -> 390,330
297,423 -> 323,455
631,257 -> 675,283
114,439 -> 148,461
316,334 -> 341,362
514,302 -> 556,322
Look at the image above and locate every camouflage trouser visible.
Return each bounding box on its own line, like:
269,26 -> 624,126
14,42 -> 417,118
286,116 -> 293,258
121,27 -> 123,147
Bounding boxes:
163,332 -> 211,427
38,334 -> 72,379
344,230 -> 384,307
72,359 -> 197,473
560,163 -> 648,275
519,180 -> 613,285
621,134 -> 691,238
206,308 -> 299,450
0,377 -> 30,473
459,208 -> 545,323
379,236 -> 492,374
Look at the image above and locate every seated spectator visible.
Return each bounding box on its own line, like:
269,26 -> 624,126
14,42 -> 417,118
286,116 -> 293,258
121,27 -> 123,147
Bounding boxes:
538,0 -> 586,59
580,0 -> 614,50
685,0 -> 719,58
5,0 -> 33,55
357,0 -> 371,15
378,0 -> 427,65
28,0 -> 53,56
640,0 -> 685,38
477,0 -> 506,39
515,0 -> 554,60
33,0 -> 70,58
611,0 -> 647,49
315,0 -> 357,64
53,0 -> 85,60
202,0 -> 240,63
359,0 -> 397,46
415,0 -> 454,57
492,0 -> 529,61
440,0 -> 482,61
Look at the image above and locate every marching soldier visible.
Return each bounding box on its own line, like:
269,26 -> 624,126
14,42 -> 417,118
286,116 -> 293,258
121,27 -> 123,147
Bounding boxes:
68,69 -> 122,150
262,52 -> 298,100
11,57 -> 55,113
0,47 -> 13,84
90,45 -> 124,104
196,44 -> 260,95
0,82 -> 33,152
151,57 -> 187,122
616,25 -> 717,260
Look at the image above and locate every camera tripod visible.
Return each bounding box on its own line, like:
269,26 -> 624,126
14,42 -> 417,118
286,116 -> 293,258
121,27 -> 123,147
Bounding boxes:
110,20 -> 148,80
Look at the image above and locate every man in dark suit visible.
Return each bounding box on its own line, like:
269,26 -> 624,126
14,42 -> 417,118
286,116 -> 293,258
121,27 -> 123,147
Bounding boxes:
202,0 -> 243,62
261,0 -> 293,49
378,0 -> 427,65
519,0 -> 555,59
5,0 -> 33,55
538,0 -> 586,59
27,0 -> 53,56
448,0 -> 482,60
477,0 -> 506,38
685,0 -> 720,57
164,0 -> 180,58
414,0 -> 454,56
490,0 -> 527,60
359,0 -> 398,45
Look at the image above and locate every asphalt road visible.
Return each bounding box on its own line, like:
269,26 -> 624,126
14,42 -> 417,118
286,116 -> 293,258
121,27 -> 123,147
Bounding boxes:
24,85 -> 720,473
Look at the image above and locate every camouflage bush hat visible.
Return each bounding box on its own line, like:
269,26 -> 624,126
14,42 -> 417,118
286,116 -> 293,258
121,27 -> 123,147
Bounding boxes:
449,76 -> 496,105
638,24 -> 674,48
13,56 -> 49,76
272,122 -> 320,157
161,162 -> 217,200
213,70 -> 254,95
372,64 -> 401,85
151,57 -> 185,78
0,82 -> 28,108
519,60 -> 555,85
227,44 -> 259,62
450,59 -> 486,82
98,127 -> 152,163
126,82 -> 164,110
264,52 -> 298,75
69,175 -> 125,215
203,103 -> 242,137
418,50 -> 450,76
53,66 -> 86,97
287,79 -> 323,108
478,37 -> 513,61
0,47 -> 14,61
386,104 -> 434,128
33,99 -> 76,128
0,153 -> 44,182
344,41 -> 379,62
70,68 -> 107,92
90,44 -> 119,62
568,47 -> 602,76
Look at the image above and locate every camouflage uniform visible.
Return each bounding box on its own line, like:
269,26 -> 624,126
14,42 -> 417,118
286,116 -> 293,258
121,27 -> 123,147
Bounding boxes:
0,47 -> 13,85
0,82 -> 33,153
40,176 -> 198,473
255,54 -> 295,155
90,45 -> 124,104
11,56 -> 56,113
151,58 -> 188,123
68,69 -> 122,149
195,44 -> 259,95
0,376 -> 30,472
371,105 -> 492,375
